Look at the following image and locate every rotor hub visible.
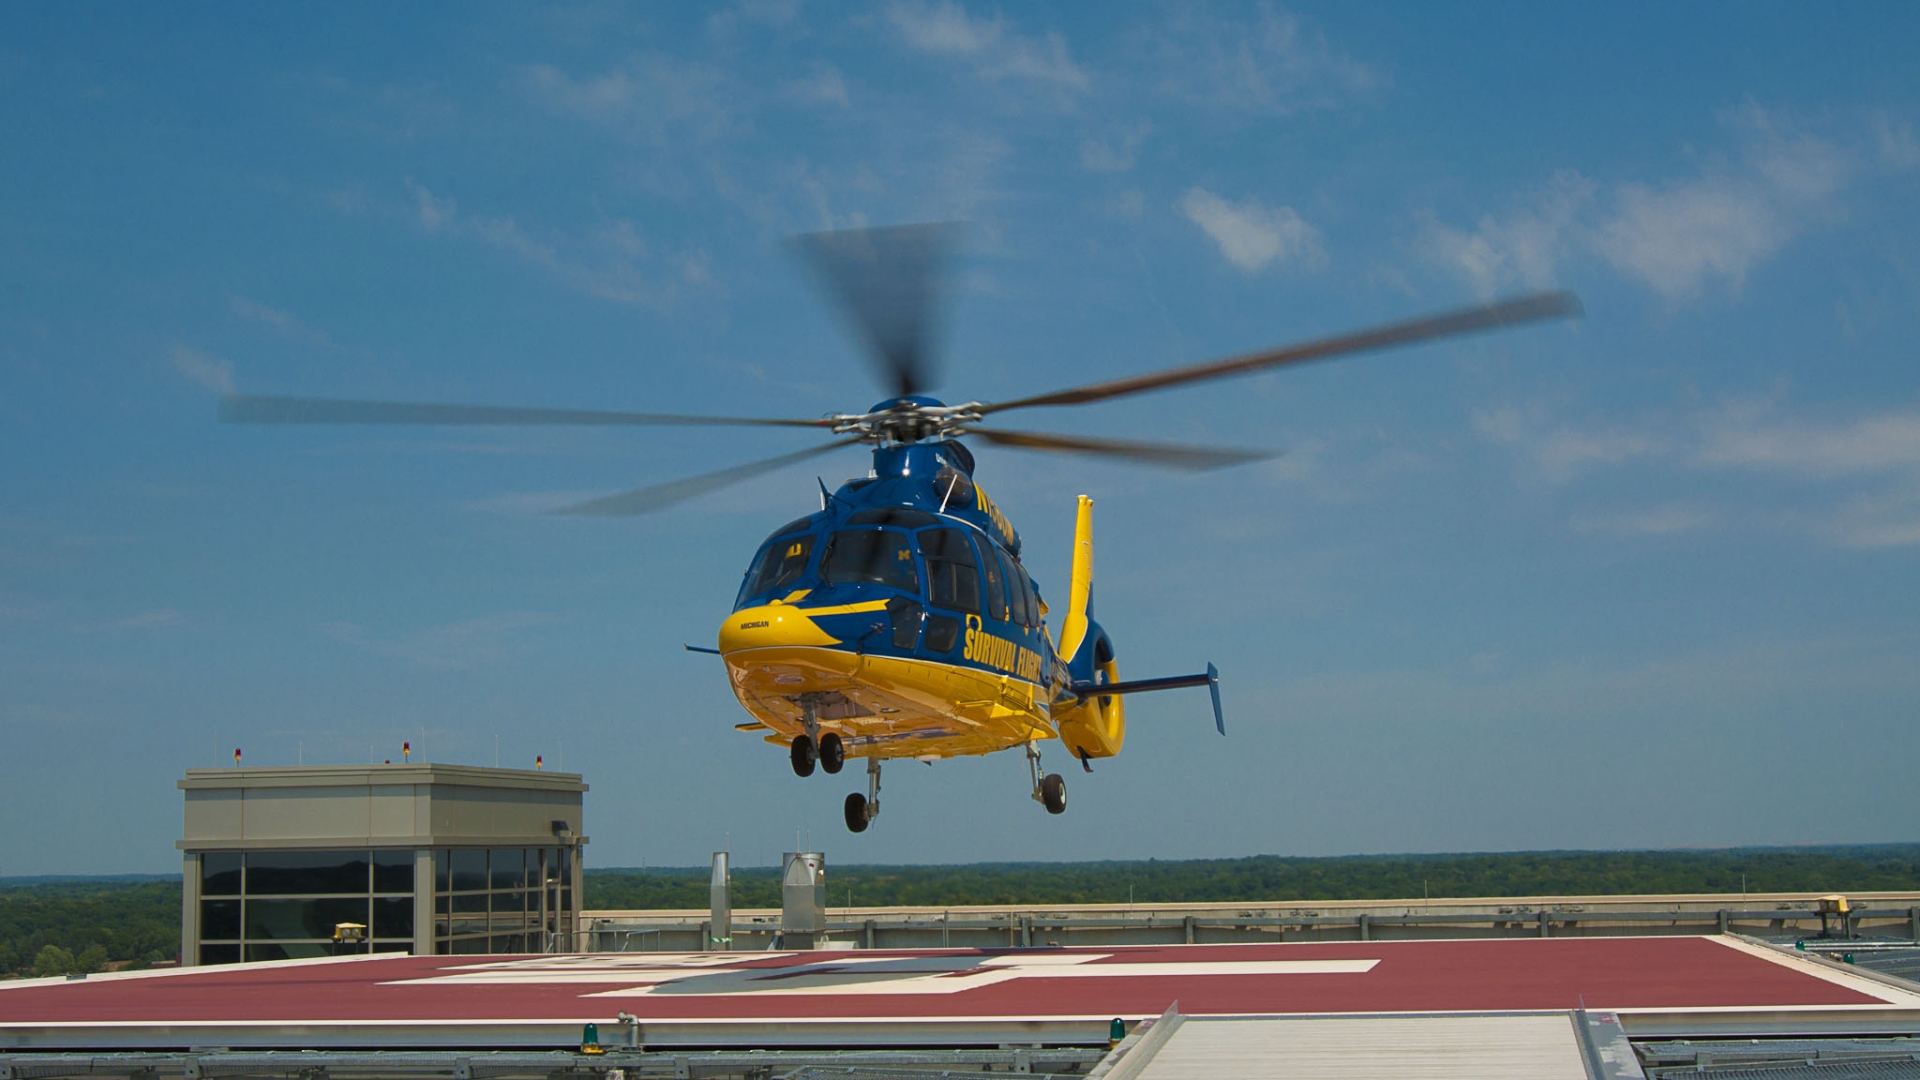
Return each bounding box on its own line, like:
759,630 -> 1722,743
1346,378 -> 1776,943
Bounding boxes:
832,396 -> 983,446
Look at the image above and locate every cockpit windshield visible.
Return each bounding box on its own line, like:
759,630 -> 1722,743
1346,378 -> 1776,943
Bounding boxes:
742,532 -> 814,602
820,529 -> 919,592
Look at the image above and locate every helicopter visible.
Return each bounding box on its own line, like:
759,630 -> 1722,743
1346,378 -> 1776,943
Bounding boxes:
220,224 -> 1581,832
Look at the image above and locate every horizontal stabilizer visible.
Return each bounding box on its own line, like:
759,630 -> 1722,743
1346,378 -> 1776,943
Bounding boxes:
1071,662 -> 1224,735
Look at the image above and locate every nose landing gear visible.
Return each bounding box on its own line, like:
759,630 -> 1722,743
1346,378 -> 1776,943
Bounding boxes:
844,757 -> 881,833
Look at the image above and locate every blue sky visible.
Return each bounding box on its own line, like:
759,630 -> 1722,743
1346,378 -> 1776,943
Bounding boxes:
3,3 -> 1918,875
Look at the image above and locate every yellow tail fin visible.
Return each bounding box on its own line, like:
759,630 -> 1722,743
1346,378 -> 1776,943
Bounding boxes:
1058,495 -> 1094,663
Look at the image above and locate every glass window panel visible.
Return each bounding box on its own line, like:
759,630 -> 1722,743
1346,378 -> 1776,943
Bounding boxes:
1006,557 -> 1032,627
489,848 -> 525,890
981,546 -> 1008,621
449,849 -> 487,892
451,892 -> 487,914
373,896 -> 415,939
451,936 -> 488,955
491,888 -> 527,913
921,529 -> 980,614
434,849 -> 449,893
373,941 -> 414,955
491,912 -> 528,934
199,943 -> 239,965
245,850 -> 370,895
435,916 -> 450,940
1018,569 -> 1040,629
248,941 -> 350,962
435,893 -> 450,915
200,899 -> 240,940
492,934 -> 526,954
539,849 -> 560,885
244,897 -> 371,941
435,940 -> 450,955
745,534 -> 814,599
451,916 -> 487,936
200,852 -> 242,896
820,530 -> 919,592
373,850 -> 414,894
923,613 -> 960,653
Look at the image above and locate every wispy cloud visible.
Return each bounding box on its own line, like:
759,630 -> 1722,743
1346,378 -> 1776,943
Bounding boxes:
170,345 -> 235,395
786,64 -> 850,107
1146,4 -> 1379,115
96,609 -> 187,631
887,1 -> 1090,93
1570,504 -> 1717,538
1080,121 -> 1152,173
1425,105 -> 1866,301
1180,187 -> 1324,273
522,55 -> 740,142
1422,171 -> 1594,296
229,296 -> 332,346
1697,401 -> 1920,476
1472,405 -> 1667,483
1477,397 -> 1920,547
321,613 -> 555,670
396,180 -> 709,309
1874,113 -> 1919,171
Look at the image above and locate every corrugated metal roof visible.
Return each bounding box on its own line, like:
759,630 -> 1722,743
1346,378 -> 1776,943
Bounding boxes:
1126,1014 -> 1592,1079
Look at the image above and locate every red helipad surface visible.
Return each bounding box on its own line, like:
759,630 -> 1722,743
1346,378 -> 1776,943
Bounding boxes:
2,937 -> 1913,1048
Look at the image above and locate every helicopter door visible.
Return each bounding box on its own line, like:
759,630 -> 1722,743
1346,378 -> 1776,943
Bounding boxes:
917,528 -> 980,657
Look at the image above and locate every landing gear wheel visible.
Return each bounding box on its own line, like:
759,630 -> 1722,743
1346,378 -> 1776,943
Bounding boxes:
789,735 -> 816,778
1040,773 -> 1067,815
819,732 -> 845,774
844,792 -> 870,833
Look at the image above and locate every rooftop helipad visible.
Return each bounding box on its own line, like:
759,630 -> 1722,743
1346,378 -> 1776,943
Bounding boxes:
2,937 -> 1914,1049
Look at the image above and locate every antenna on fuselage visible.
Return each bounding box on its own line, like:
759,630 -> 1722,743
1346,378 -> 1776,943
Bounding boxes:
817,477 -> 833,511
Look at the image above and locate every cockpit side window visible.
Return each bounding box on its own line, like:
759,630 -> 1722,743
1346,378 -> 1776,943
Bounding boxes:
820,529 -> 919,593
920,528 -> 980,614
742,533 -> 814,602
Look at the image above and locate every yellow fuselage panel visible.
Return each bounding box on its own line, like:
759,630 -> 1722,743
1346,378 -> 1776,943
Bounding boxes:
722,645 -> 1053,760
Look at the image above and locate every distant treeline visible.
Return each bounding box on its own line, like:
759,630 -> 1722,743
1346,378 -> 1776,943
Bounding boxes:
0,881 -> 180,978
590,845 -> 1920,909
7,846 -> 1920,977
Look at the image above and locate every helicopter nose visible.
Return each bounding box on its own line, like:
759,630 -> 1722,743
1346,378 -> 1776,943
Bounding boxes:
717,602 -> 841,654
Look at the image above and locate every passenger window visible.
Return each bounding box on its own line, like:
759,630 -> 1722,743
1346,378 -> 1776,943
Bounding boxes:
920,529 -> 980,614
1021,571 -> 1042,627
820,530 -> 919,592
744,534 -> 814,600
981,546 -> 1009,622
1006,554 -> 1032,627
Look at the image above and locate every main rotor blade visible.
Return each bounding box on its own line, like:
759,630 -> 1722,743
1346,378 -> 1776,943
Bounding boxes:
792,223 -> 955,398
982,290 -> 1583,415
219,395 -> 834,429
552,438 -> 863,517
965,427 -> 1273,471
